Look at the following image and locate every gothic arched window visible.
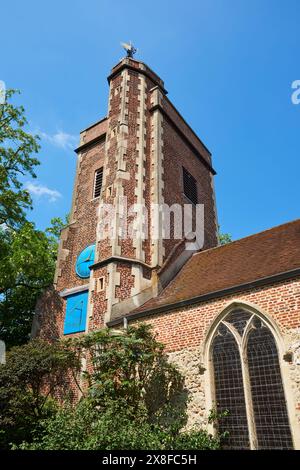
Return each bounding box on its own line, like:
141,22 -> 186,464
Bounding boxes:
210,308 -> 293,450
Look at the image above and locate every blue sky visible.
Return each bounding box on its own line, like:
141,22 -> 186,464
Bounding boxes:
2,0 -> 300,240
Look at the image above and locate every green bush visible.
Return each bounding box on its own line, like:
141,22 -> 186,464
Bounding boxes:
16,399 -> 220,450
68,324 -> 184,416
2,325 -> 222,450
0,338 -> 79,449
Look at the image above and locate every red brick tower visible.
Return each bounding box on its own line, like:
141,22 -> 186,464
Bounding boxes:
34,55 -> 218,338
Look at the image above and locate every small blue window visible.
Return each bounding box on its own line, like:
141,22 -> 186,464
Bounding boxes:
64,290 -> 88,335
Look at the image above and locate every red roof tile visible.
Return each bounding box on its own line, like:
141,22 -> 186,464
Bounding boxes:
133,219 -> 300,314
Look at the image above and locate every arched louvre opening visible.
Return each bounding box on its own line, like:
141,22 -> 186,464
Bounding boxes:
212,324 -> 250,449
247,322 -> 293,449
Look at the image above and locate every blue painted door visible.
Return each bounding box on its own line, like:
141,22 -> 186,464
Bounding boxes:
64,290 -> 88,334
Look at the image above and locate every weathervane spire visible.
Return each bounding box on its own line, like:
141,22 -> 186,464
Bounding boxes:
121,41 -> 137,58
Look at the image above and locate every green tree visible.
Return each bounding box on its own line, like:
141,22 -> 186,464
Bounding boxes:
45,214 -> 69,258
69,324 -> 184,419
11,325 -> 221,450
0,217 -> 67,348
218,226 -> 232,245
0,339 -> 80,449
0,89 -> 40,229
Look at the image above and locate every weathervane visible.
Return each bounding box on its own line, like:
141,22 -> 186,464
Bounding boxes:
121,41 -> 137,58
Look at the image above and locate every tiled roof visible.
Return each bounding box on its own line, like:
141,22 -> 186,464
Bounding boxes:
132,219 -> 300,315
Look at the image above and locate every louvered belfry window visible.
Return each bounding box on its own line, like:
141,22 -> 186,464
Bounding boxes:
183,167 -> 198,205
93,167 -> 103,198
211,309 -> 293,450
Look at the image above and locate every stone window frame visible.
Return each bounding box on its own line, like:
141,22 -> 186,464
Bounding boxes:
203,300 -> 299,450
182,166 -> 198,206
93,167 -> 103,199
97,276 -> 105,292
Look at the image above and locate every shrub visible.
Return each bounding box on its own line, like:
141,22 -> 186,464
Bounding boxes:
68,324 -> 184,418
16,399 -> 220,450
5,325 -> 222,450
0,338 -> 79,449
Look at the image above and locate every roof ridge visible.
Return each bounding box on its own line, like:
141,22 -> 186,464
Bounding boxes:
157,218 -> 300,299
125,217 -> 300,319
192,217 -> 300,259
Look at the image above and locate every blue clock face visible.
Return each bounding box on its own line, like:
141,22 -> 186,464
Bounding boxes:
75,244 -> 96,278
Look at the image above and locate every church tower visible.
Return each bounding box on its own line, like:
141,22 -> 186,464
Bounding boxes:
35,53 -> 218,338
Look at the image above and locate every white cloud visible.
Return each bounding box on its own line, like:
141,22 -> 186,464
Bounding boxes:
38,130 -> 78,150
25,181 -> 62,203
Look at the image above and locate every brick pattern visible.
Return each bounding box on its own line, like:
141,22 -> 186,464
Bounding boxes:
80,118 -> 108,145
162,116 -> 217,257
133,278 -> 300,352
56,141 -> 106,292
47,135 -> 106,336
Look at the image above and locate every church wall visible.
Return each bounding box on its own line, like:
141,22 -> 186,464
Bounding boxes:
41,136 -> 106,338
162,95 -> 212,167
55,139 -> 106,293
128,276 -> 300,445
161,116 -> 218,256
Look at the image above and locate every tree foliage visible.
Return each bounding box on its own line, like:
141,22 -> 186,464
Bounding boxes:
2,325 -> 222,450
45,214 -> 69,259
0,88 -> 65,346
0,217 -> 67,348
70,324 -> 183,416
0,89 -> 40,229
17,399 -> 221,450
218,226 -> 232,245
0,339 -> 79,449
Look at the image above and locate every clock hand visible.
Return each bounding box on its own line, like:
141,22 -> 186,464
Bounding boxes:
83,249 -> 93,262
